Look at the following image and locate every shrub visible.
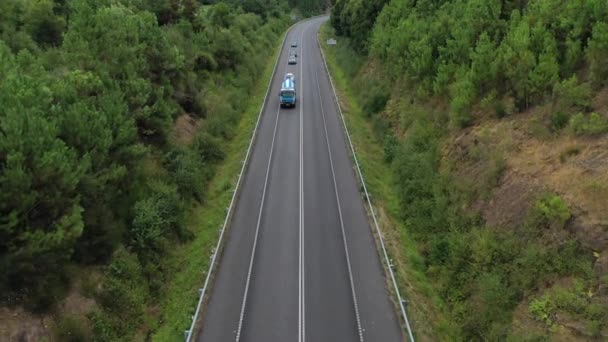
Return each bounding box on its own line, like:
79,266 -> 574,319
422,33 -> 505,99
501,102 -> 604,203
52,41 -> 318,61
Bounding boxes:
550,111 -> 570,131
529,297 -> 553,325
383,133 -> 398,163
552,76 -> 591,112
570,112 -> 608,136
585,303 -> 608,321
195,131 -> 225,163
362,88 -> 390,116
130,180 -> 186,254
164,146 -> 206,201
587,22 -> 608,88
450,74 -> 475,128
54,315 -> 90,342
96,248 -> 147,336
90,310 -> 117,342
534,194 -> 571,229
481,91 -> 508,119
552,282 -> 586,314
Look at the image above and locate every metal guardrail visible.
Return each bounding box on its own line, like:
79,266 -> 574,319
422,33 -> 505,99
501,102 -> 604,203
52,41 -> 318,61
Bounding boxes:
183,14 -> 327,342
316,26 -> 416,342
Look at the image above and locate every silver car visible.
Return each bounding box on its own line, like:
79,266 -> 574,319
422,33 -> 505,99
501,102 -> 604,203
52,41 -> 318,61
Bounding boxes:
288,55 -> 297,65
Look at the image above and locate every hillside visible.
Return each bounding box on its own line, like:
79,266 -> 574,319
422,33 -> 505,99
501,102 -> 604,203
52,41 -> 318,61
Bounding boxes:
328,0 -> 608,340
0,0 -> 326,340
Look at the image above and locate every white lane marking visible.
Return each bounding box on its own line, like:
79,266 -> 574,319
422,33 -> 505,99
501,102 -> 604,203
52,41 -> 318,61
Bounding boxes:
186,15 -> 305,342
298,24 -> 306,342
314,48 -> 365,342
316,26 -> 416,342
235,101 -> 282,342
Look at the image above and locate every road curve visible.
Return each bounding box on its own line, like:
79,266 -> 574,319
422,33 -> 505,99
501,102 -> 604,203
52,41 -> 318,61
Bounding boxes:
197,17 -> 404,342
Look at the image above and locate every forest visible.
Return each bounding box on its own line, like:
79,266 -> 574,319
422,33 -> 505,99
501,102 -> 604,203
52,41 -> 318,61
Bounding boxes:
0,0 -> 325,340
329,0 -> 608,340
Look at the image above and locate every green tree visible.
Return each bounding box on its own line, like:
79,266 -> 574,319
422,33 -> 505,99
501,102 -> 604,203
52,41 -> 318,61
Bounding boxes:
587,21 -> 608,88
552,76 -> 591,112
0,45 -> 88,308
23,0 -> 66,46
63,3 -> 180,144
496,14 -> 535,109
470,32 -> 497,96
529,50 -> 559,101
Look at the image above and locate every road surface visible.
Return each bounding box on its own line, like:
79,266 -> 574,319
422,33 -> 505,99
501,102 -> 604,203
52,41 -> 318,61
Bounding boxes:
197,16 -> 404,342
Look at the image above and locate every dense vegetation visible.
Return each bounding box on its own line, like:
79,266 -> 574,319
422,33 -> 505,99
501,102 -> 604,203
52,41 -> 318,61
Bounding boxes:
334,0 -> 608,127
0,0 -> 334,339
330,0 -> 608,339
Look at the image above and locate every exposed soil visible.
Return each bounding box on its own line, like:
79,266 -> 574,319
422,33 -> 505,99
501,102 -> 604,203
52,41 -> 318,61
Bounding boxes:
446,89 -> 608,338
173,113 -> 200,145
0,307 -> 52,342
0,274 -> 98,342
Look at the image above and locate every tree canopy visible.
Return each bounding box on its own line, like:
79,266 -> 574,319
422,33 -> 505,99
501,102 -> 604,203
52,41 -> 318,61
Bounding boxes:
333,0 -> 608,123
0,0 -> 292,317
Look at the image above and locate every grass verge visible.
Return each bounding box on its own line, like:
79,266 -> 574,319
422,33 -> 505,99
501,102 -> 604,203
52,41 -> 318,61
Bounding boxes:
152,29 -> 287,341
319,23 -> 456,340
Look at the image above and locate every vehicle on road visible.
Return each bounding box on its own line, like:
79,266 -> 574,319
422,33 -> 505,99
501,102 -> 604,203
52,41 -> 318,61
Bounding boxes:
279,73 -> 296,108
288,55 -> 297,64
291,41 -> 297,47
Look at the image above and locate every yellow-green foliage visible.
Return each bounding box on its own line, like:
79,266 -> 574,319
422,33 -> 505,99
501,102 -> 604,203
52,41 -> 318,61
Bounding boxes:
529,279 -> 608,336
570,112 -> 608,136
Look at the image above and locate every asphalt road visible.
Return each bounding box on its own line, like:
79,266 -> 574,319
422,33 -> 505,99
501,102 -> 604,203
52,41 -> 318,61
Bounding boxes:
198,17 -> 404,342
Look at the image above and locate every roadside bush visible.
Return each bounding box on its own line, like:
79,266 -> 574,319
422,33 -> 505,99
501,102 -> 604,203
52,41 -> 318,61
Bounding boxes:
130,180 -> 186,255
96,248 -> 147,335
195,131 -> 226,163
383,133 -> 398,163
362,86 -> 390,116
393,120 -> 441,234
164,146 -> 206,201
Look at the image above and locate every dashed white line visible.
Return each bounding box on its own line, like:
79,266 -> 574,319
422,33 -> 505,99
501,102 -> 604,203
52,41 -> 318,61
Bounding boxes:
235,102 -> 282,342
316,24 -> 416,341
314,52 -> 365,342
298,24 -> 306,342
